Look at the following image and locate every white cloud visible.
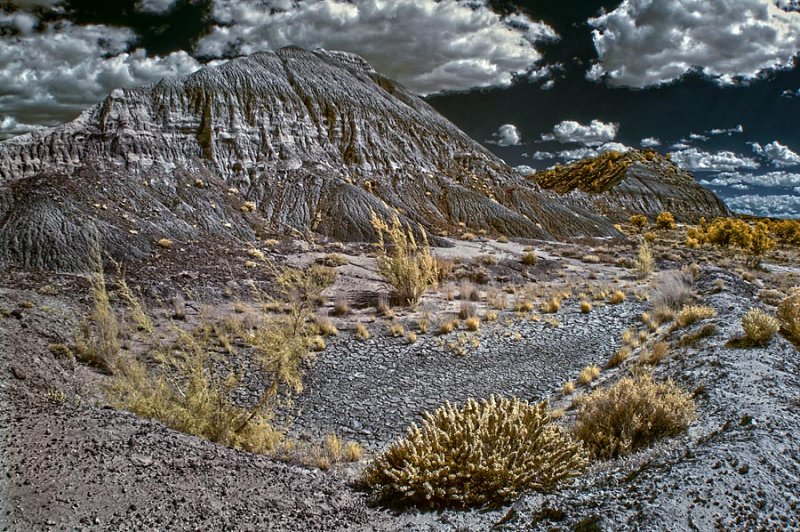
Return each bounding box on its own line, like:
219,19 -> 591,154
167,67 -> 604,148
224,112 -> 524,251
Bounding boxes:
514,164 -> 535,175
751,140 -> 800,166
136,0 -> 178,14
709,124 -> 744,135
0,21 -> 201,139
725,194 -> 800,218
530,151 -> 554,160
589,0 -> 800,88
688,133 -> 709,142
487,124 -> 521,146
669,148 -> 760,172
197,0 -> 558,95
671,142 -> 691,150
640,137 -> 661,147
542,119 -> 618,146
700,170 -> 800,187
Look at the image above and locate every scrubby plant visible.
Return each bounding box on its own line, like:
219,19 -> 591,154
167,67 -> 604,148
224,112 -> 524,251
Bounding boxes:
655,211 -> 677,230
332,298 -> 350,316
321,253 -> 349,267
405,331 -> 418,344
652,271 -> 693,312
459,300 -> 477,320
740,308 -> 779,346
485,309 -> 499,322
363,396 -> 588,508
674,305 -> 717,329
541,296 -> 561,314
573,373 -> 696,459
633,241 -> 655,279
562,381 -> 576,395
465,316 -> 481,331
315,316 -> 338,336
677,323 -> 718,347
606,346 -> 631,368
629,214 -> 648,232
609,291 -> 626,304
371,212 -> 437,306
580,301 -> 592,313
433,257 -> 455,282
578,364 -> 601,385
438,320 -> 458,335
355,321 -> 370,341
389,321 -> 405,337
777,290 -> 800,342
521,251 -> 538,265
75,247 -> 120,374
640,341 -> 669,365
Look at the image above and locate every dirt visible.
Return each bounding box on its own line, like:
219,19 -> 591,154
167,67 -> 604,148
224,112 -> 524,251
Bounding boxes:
1,230 -> 799,531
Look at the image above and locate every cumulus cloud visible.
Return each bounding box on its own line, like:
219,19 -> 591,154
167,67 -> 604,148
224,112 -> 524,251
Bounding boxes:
530,151 -> 555,160
669,148 -> 760,172
487,124 -> 521,146
699,170 -> 800,187
136,0 -> 178,14
640,137 -> 661,147
514,164 -> 535,175
542,119 -> 618,146
709,124 -> 744,136
751,140 -> 800,166
725,194 -> 800,218
0,20 -> 201,139
589,0 -> 800,88
197,0 -> 558,95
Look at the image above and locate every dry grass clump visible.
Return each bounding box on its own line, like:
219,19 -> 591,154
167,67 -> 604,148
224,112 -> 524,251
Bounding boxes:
608,291 -> 626,305
577,364 -> 601,385
465,316 -> 481,331
484,309 -> 499,322
633,241 -> 655,279
562,381 -> 576,395
677,323 -> 717,347
640,341 -> 669,365
580,301 -> 592,313
520,251 -> 538,265
739,308 -> 779,346
405,331 -> 418,344
541,296 -> 561,314
777,290 -> 800,342
315,316 -> 339,336
438,319 -> 459,335
674,305 -> 717,329
655,211 -> 677,230
321,253 -> 349,267
355,321 -> 370,341
514,299 -> 534,313
606,346 -> 631,368
652,271 -> 693,313
311,336 -> 326,351
376,298 -> 395,318
389,321 -> 405,337
332,298 -> 350,316
458,280 -> 479,302
459,300 -> 477,320
573,373 -> 696,459
371,212 -> 437,306
433,257 -> 455,282
75,249 -> 120,374
363,396 -> 587,509
156,238 -> 174,249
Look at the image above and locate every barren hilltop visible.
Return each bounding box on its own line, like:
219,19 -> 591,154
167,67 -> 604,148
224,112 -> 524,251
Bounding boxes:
1,49 -> 798,531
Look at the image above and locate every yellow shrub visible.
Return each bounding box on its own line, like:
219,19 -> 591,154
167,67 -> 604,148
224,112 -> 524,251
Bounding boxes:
609,291 -> 626,304
741,308 -> 779,346
578,364 -> 601,385
655,211 -> 677,230
674,305 -> 717,329
363,396 -> 587,508
573,373 -> 696,459
580,301 -> 592,313
629,214 -> 648,232
777,291 -> 800,342
355,321 -> 370,341
606,346 -> 631,368
633,241 -> 655,279
465,316 -> 481,331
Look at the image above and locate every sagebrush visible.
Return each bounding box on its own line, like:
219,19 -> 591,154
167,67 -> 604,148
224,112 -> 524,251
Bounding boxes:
363,396 -> 587,508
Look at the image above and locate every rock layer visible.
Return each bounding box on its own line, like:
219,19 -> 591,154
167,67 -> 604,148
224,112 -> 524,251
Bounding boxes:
0,47 -> 615,271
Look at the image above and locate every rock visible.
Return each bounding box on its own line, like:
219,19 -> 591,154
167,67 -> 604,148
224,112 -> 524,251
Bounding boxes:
0,47 -> 617,272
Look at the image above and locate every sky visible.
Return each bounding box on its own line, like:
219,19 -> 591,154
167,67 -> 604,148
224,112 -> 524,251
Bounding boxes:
0,1 -> 799,218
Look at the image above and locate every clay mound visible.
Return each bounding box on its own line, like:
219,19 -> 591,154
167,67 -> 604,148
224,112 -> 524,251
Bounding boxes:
527,150 -> 731,223
0,47 -> 616,271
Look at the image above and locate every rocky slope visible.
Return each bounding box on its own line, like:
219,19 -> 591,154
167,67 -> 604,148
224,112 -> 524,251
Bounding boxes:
527,150 -> 731,223
0,47 -> 615,271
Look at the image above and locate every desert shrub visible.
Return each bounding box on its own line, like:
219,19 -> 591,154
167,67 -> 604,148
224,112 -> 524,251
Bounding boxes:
75,248 -> 120,374
485,309 -> 499,322
405,331 -> 418,344
433,257 -> 454,282
704,218 -> 756,251
458,280 -> 479,302
643,231 -> 657,243
315,316 -> 338,336
606,346 -> 631,368
459,300 -> 477,320
465,316 -> 481,331
320,253 -> 349,267
772,219 -> 800,246
609,291 -> 626,304
674,305 -> 717,329
117,276 -> 153,333
633,241 -> 655,279
580,301 -> 592,313
371,212 -> 437,306
758,288 -> 785,307
629,214 -> 648,232
655,211 -> 676,230
748,222 -> 775,265
677,323 -> 717,347
521,251 -> 538,265
777,290 -> 800,342
740,308 -> 779,346
562,381 -> 576,394
438,320 -> 458,335
640,341 -> 669,365
332,298 -> 350,316
573,373 -> 697,459
389,321 -> 405,337
541,296 -> 561,313
578,364 -> 600,385
363,396 -> 587,508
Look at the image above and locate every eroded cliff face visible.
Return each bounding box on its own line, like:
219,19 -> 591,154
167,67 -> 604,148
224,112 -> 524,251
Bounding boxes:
0,47 -> 616,271
529,150 -> 730,223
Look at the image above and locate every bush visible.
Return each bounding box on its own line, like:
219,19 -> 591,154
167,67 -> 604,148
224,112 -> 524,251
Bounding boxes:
371,212 -> 437,306
652,271 -> 693,312
629,214 -> 648,232
75,248 -> 120,374
578,364 -> 600,385
674,305 -> 716,329
655,211 -> 676,230
609,291 -> 626,304
573,373 -> 696,459
521,250 -> 538,265
363,396 -> 587,508
633,241 -> 655,279
740,308 -> 779,346
777,290 -> 800,342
